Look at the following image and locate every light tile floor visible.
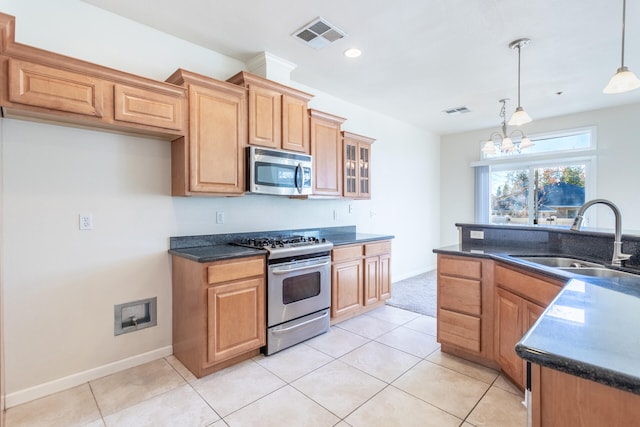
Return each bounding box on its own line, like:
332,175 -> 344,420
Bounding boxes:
4,306 -> 526,427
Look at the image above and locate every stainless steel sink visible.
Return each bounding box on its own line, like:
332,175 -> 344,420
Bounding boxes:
557,267 -> 639,279
515,256 -> 639,279
514,256 -> 603,268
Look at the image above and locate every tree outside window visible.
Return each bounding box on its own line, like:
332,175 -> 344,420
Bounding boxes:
491,165 -> 585,225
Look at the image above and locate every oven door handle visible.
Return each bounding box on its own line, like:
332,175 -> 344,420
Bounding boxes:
271,261 -> 330,275
272,311 -> 329,334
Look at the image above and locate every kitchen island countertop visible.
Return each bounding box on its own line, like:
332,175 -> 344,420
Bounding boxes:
434,222 -> 640,395
516,277 -> 640,395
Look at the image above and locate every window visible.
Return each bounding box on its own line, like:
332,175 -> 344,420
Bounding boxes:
475,128 -> 595,225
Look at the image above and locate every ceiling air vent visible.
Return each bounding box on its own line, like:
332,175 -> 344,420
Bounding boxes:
443,106 -> 471,115
293,17 -> 346,49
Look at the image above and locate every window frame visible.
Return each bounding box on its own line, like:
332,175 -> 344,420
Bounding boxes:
473,127 -> 597,225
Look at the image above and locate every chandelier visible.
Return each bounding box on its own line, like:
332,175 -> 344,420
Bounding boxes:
482,99 -> 533,155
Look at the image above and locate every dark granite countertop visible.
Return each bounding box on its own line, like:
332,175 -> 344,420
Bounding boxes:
434,223 -> 640,395
168,244 -> 266,263
320,232 -> 395,246
516,278 -> 640,395
168,226 -> 394,263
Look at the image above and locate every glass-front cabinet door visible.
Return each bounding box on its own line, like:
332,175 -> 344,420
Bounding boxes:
342,131 -> 375,199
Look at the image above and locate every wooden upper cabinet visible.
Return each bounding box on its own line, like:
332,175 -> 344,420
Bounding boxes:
167,69 -> 247,196
227,71 -> 313,153
7,58 -> 104,117
1,28 -> 186,139
342,131 -> 375,199
113,83 -> 184,131
282,94 -> 310,153
247,84 -> 281,148
309,109 -> 346,197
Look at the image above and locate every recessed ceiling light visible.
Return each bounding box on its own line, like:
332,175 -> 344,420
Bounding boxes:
344,48 -> 362,58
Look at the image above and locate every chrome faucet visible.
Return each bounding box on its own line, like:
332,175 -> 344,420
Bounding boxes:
570,199 -> 631,266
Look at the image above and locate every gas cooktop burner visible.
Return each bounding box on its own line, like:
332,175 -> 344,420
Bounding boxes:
233,235 -> 333,259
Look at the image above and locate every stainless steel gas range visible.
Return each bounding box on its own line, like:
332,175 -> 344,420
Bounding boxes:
233,235 -> 333,355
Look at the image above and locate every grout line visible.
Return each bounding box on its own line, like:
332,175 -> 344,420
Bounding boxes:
460,372 -> 504,424
86,381 -> 106,425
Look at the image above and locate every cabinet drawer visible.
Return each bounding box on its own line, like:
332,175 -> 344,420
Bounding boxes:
438,309 -> 481,352
364,240 -> 391,256
438,256 -> 482,279
8,58 -> 104,117
114,83 -> 185,131
495,265 -> 561,307
332,244 -> 363,262
439,275 -> 481,316
207,256 -> 265,285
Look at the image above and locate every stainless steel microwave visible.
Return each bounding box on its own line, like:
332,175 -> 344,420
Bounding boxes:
246,146 -> 313,196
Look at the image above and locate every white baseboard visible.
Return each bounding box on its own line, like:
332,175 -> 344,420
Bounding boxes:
5,345 -> 173,409
393,266 -> 436,282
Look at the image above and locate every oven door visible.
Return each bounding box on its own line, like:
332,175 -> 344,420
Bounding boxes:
267,255 -> 331,327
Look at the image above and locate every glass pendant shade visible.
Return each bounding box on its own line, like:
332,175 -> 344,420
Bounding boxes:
603,66 -> 640,93
519,136 -> 534,149
482,140 -> 497,154
508,106 -> 532,126
501,137 -> 514,150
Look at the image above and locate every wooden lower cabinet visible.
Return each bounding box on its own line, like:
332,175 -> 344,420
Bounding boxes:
494,264 -> 561,389
494,288 -> 545,388
172,255 -> 266,377
437,255 -> 563,376
364,245 -> 391,305
332,257 -> 363,319
531,364 -> 640,426
436,254 -> 495,365
331,240 -> 392,323
206,276 -> 265,364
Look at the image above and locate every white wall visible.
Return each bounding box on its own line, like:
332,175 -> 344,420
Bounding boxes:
440,102 -> 640,246
0,0 -> 440,403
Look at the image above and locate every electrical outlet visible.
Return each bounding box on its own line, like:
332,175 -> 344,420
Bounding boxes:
470,230 -> 484,239
333,209 -> 338,221
79,213 -> 93,230
348,204 -> 353,213
216,211 -> 225,224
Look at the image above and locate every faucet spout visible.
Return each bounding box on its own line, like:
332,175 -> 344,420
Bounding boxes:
570,199 -> 631,266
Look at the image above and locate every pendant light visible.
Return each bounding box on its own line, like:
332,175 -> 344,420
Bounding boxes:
508,38 -> 532,126
604,0 -> 640,93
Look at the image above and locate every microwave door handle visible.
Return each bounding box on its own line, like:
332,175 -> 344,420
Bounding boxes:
294,163 -> 303,194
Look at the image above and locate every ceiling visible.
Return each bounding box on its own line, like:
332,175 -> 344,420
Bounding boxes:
82,0 -> 640,135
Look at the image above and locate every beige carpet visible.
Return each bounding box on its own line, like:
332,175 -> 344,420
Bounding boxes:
386,270 -> 437,317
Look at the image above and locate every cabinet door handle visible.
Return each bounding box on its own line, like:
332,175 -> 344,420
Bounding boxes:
271,261 -> 330,275
272,311 -> 329,334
